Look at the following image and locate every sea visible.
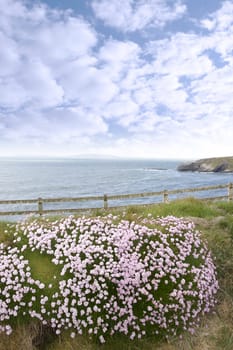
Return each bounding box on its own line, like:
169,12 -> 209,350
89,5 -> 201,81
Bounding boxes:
0,158 -> 233,220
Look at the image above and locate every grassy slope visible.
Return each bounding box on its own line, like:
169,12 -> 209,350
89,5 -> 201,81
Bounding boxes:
198,156 -> 233,166
196,156 -> 233,170
178,156 -> 233,172
0,198 -> 233,350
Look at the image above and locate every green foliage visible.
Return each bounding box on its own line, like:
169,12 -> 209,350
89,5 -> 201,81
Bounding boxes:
218,215 -> 233,240
0,215 -> 218,345
202,219 -> 233,299
0,221 -> 15,244
143,197 -> 218,218
24,250 -> 61,287
0,198 -> 233,350
215,200 -> 233,215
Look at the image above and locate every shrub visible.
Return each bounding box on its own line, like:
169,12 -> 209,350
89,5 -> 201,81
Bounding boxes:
0,215 -> 218,343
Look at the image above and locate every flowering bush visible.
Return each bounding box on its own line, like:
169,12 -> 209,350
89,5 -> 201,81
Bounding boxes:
0,215 -> 218,343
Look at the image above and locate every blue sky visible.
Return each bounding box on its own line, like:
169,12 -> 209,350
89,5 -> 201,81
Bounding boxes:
0,0 -> 233,159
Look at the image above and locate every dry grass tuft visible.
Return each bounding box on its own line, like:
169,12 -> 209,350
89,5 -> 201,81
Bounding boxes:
0,323 -> 37,350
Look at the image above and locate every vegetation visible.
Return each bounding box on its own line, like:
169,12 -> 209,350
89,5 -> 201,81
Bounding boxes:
195,156 -> 233,167
0,198 -> 233,350
177,156 -> 233,172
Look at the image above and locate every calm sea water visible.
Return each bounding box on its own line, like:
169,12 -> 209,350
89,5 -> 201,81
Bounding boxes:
0,158 -> 232,218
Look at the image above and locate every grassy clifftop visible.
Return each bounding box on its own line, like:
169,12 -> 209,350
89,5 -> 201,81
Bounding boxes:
178,156 -> 233,172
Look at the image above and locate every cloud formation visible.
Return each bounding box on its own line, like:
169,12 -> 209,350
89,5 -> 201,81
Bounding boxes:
92,0 -> 186,32
0,0 -> 233,158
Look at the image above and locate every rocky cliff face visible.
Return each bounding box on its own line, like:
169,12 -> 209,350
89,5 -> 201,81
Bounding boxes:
177,157 -> 233,173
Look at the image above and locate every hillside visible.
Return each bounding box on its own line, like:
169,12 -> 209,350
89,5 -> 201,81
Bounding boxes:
177,156 -> 233,172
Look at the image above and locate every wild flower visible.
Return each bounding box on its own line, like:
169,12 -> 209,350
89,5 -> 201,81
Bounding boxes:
0,214 -> 218,343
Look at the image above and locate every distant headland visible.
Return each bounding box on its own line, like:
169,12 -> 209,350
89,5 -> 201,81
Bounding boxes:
177,156 -> 233,173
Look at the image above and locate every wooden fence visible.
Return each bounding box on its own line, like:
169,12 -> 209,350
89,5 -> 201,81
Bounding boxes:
0,183 -> 232,217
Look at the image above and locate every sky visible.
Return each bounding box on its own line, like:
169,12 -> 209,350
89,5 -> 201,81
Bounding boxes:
0,0 -> 233,159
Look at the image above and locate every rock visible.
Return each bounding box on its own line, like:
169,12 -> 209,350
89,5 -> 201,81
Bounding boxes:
177,157 -> 233,173
213,163 -> 228,172
177,162 -> 200,172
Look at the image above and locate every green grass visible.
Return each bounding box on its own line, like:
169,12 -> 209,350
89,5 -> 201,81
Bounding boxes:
141,197 -> 219,218
24,250 -> 61,286
0,221 -> 15,244
218,215 -> 233,241
1,197 -> 233,350
197,156 -> 233,169
216,200 -> 233,214
89,198 -> 221,225
47,333 -> 168,350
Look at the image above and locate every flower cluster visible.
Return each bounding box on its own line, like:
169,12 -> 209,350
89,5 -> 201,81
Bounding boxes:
0,215 -> 219,343
0,243 -> 38,335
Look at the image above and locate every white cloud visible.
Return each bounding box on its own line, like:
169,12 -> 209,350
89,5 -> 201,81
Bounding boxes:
99,40 -> 140,64
92,0 -> 186,32
1,0 -> 233,159
103,93 -> 140,128
200,1 -> 233,31
199,1 -> 233,62
59,61 -> 118,108
0,0 -> 110,151
1,107 -> 108,144
29,17 -> 97,65
20,59 -> 64,108
146,33 -> 214,77
191,64 -> 233,106
98,39 -> 142,84
0,31 -> 19,77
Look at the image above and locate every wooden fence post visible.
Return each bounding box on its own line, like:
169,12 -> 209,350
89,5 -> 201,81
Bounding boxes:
38,198 -> 43,216
163,190 -> 169,203
228,183 -> 233,201
103,194 -> 108,209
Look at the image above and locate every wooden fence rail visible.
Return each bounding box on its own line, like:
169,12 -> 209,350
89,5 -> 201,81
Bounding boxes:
0,183 -> 232,217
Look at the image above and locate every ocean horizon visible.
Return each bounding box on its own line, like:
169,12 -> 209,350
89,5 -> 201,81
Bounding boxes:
0,157 -> 232,219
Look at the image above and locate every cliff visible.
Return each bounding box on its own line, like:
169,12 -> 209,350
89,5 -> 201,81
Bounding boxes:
177,156 -> 233,173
